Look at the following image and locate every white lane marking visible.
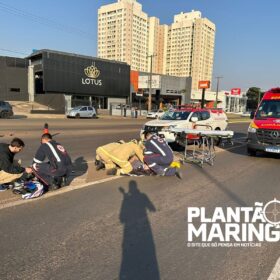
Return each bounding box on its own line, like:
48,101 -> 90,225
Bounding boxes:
228,120 -> 250,124
268,257 -> 280,280
0,176 -> 120,210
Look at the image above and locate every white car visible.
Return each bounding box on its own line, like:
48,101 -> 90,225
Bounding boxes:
66,106 -> 97,118
141,109 -> 228,143
146,109 -> 165,119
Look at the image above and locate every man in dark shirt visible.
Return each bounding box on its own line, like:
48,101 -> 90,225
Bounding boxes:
32,133 -> 72,190
0,138 -> 32,187
143,132 -> 182,179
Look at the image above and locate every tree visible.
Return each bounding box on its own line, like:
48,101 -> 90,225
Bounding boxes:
246,87 -> 264,110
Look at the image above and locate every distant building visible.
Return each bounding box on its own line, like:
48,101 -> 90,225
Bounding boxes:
131,71 -> 191,109
0,56 -> 28,101
98,0 -> 149,72
97,1 -> 216,90
0,49 -> 193,112
27,49 -> 130,111
191,90 -> 247,112
166,11 -> 215,90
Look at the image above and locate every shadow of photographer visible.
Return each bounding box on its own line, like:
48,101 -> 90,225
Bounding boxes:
118,180 -> 160,280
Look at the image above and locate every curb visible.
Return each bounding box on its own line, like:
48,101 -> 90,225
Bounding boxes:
228,120 -> 250,124
0,176 -> 120,210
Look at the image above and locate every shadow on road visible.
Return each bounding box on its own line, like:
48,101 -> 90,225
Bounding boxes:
10,115 -> 27,119
217,131 -> 248,156
68,156 -> 88,185
118,180 -> 160,280
194,165 -> 248,207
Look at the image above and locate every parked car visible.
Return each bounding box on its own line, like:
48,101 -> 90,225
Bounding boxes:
146,109 -> 165,119
247,87 -> 280,156
141,107 -> 228,143
0,101 -> 13,118
66,106 -> 97,118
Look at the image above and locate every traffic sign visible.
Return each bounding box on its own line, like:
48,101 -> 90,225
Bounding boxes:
198,80 -> 211,89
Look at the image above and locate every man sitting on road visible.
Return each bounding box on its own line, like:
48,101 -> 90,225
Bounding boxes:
143,131 -> 182,179
32,133 -> 72,190
0,138 -> 33,190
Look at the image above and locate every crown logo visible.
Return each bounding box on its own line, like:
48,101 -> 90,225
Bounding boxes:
84,63 -> 100,79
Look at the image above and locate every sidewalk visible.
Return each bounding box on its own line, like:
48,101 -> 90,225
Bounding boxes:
10,111 -> 250,121
9,101 -> 250,121
10,113 -> 147,120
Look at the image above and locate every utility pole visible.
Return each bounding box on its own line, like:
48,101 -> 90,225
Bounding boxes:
147,54 -> 156,112
215,76 -> 223,108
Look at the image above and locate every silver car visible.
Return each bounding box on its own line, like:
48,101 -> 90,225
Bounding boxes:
66,106 -> 97,119
146,109 -> 165,119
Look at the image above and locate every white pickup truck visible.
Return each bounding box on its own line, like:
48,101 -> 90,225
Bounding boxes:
141,109 -> 228,143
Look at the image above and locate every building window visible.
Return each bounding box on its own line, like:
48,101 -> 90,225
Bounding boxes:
10,88 -> 20,92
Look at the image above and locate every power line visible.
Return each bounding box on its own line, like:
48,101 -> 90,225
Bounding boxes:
0,1 -> 95,40
0,1 -> 94,38
0,48 -> 29,56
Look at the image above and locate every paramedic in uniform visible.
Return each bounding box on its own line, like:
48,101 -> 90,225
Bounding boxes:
95,140 -> 125,171
143,132 -> 182,179
32,133 -> 72,190
106,140 -> 144,176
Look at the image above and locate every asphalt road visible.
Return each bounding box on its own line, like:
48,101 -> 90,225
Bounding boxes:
0,118 -> 279,280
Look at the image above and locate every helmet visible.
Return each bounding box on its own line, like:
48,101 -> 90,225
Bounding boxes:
22,182 -> 44,199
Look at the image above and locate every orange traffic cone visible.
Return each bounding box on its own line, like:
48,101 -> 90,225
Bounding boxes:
43,123 -> 49,134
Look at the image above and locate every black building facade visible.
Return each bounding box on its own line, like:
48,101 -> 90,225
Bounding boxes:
28,50 -> 130,111
0,56 -> 28,101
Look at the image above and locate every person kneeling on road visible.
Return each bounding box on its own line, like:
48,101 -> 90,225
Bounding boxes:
32,133 -> 72,191
105,140 -> 144,176
143,132 -> 182,179
95,140 -> 125,171
0,138 -> 33,190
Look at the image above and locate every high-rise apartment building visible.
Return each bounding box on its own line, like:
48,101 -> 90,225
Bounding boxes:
166,11 -> 215,89
98,0 -> 148,72
98,1 -> 216,90
147,17 -> 168,74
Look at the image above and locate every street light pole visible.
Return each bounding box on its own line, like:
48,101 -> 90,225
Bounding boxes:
215,76 -> 223,108
147,54 -> 156,112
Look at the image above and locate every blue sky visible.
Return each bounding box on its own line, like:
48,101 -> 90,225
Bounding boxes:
0,0 -> 279,91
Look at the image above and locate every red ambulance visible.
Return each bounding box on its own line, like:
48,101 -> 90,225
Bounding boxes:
247,88 -> 280,155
